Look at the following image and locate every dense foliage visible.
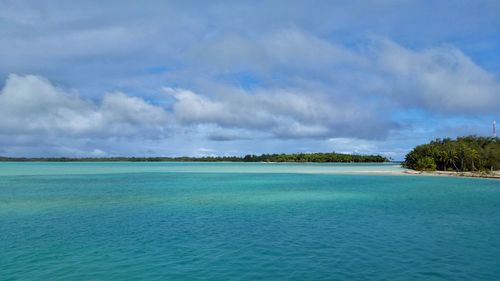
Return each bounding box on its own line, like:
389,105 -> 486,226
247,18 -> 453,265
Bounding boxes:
403,136 -> 500,172
0,152 -> 388,163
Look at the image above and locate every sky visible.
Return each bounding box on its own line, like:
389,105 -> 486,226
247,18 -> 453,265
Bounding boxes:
0,0 -> 499,160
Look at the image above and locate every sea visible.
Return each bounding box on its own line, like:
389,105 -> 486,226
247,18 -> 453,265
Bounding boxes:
1,162 -> 499,280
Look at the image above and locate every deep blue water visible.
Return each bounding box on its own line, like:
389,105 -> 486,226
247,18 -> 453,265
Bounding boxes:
1,163 -> 499,280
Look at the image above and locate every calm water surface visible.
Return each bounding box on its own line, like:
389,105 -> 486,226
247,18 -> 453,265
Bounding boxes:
1,162 -> 499,280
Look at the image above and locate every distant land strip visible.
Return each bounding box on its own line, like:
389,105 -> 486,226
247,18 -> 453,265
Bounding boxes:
0,152 -> 388,163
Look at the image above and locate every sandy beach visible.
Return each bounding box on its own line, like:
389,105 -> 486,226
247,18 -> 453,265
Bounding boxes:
403,169 -> 500,179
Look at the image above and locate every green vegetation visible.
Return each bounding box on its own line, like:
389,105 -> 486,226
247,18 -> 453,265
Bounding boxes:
0,152 -> 388,163
414,156 -> 437,171
403,136 -> 500,172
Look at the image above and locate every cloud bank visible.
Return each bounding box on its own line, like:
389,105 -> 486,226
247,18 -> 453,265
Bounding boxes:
0,1 -> 498,158
0,74 -> 169,140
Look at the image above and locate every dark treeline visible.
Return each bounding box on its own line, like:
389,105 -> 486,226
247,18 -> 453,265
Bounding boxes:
403,136 -> 500,172
0,152 -> 388,163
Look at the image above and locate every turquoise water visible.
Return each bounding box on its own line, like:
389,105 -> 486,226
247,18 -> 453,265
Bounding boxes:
1,163 -> 499,280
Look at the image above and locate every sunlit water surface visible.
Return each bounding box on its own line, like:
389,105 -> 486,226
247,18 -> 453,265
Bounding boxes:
1,162 -> 499,280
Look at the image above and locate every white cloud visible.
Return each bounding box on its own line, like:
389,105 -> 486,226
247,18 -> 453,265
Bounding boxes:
0,74 -> 169,139
164,85 -> 396,139
186,29 -> 500,117
374,39 -> 500,114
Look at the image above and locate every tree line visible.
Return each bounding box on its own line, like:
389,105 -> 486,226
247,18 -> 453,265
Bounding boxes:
0,152 -> 388,163
403,136 -> 499,172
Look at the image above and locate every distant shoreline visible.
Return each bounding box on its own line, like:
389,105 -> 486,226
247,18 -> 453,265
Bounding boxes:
0,153 -> 389,163
403,169 -> 500,179
0,160 -> 394,163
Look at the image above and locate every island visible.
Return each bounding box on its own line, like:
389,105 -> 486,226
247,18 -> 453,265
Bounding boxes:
403,136 -> 500,178
0,152 -> 389,163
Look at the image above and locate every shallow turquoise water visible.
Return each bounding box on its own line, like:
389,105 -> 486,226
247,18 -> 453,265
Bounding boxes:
1,162 -> 499,280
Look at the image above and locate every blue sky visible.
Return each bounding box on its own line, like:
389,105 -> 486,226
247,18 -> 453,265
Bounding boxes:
0,0 -> 499,159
